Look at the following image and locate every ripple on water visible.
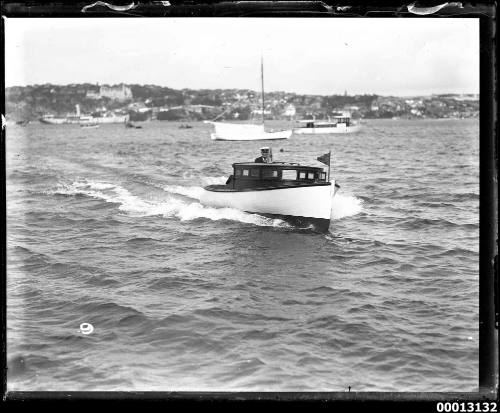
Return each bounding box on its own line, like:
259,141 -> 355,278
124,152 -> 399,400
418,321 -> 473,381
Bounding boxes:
7,120 -> 479,391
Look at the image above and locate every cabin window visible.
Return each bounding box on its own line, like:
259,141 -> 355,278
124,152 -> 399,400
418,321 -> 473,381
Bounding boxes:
242,169 -> 249,176
235,169 -> 241,176
282,170 -> 297,180
250,169 -> 260,177
320,172 -> 327,181
307,172 -> 315,180
299,171 -> 306,180
262,169 -> 278,178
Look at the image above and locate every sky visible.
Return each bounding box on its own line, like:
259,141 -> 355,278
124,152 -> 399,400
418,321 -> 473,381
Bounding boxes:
4,17 -> 479,96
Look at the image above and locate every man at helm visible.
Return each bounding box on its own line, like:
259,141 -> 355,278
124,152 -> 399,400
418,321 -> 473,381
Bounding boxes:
254,147 -> 272,163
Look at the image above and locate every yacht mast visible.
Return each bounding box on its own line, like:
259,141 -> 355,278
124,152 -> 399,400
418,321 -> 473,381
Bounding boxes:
261,55 -> 265,125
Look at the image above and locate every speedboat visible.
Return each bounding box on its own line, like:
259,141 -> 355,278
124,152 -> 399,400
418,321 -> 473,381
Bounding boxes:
294,111 -> 361,135
199,149 -> 339,231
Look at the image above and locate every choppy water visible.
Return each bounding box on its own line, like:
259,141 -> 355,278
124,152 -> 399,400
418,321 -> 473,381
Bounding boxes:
6,119 -> 479,392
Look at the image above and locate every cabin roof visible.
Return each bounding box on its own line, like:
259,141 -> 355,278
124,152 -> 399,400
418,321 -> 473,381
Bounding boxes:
232,162 -> 323,171
298,121 -> 337,125
298,118 -> 349,124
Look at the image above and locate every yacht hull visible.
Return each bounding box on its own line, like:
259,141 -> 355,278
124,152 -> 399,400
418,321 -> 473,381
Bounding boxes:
205,121 -> 291,141
210,130 -> 292,141
200,182 -> 335,231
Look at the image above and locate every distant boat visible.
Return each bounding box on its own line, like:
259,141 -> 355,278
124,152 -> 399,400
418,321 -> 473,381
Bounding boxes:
80,123 -> 99,129
39,114 -> 66,124
179,124 -> 193,129
125,121 -> 142,129
41,114 -> 129,125
205,57 -> 292,141
293,112 -> 361,135
40,105 -> 129,125
90,114 -> 129,124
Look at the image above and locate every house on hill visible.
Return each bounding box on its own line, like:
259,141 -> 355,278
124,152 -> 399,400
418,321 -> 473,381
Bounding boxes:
86,84 -> 133,102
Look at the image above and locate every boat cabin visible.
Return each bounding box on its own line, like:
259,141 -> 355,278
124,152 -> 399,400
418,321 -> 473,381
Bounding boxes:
298,111 -> 352,128
331,112 -> 352,126
331,116 -> 351,126
298,118 -> 351,128
227,162 -> 328,189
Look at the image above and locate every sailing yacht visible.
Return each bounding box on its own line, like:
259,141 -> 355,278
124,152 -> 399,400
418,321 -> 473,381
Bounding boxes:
205,58 -> 292,141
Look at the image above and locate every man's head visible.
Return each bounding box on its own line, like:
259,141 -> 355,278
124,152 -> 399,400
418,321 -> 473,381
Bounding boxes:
260,146 -> 271,161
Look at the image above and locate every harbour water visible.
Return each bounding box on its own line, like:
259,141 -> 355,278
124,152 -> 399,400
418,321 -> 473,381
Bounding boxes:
6,119 -> 479,392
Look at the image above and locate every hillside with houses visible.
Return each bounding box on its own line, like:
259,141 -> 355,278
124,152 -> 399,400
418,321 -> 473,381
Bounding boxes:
6,83 -> 479,123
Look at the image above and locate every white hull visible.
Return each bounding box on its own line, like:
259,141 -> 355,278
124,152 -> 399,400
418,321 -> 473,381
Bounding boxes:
78,115 -> 128,125
40,115 -> 128,125
210,130 -> 292,141
89,115 -> 129,124
200,182 -> 334,221
205,121 -> 291,141
40,117 -> 66,124
294,123 -> 361,135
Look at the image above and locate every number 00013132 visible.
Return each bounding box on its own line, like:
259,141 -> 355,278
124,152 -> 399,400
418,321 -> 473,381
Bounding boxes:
436,403 -> 497,412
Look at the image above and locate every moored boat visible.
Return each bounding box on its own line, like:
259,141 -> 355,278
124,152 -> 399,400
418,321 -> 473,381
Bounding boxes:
40,105 -> 129,125
205,121 -> 292,141
39,114 -> 66,124
204,57 -> 292,141
199,148 -> 339,231
125,121 -> 142,129
294,111 -> 361,135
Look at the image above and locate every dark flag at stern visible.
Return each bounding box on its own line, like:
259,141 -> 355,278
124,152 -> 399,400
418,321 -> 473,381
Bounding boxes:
317,151 -> 332,181
317,152 -> 331,165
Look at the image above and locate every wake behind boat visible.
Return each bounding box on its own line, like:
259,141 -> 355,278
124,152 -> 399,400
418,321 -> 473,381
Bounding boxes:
199,147 -> 339,231
205,57 -> 292,141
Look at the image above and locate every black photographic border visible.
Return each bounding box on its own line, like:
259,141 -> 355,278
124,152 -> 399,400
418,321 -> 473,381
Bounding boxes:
1,0 -> 497,408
